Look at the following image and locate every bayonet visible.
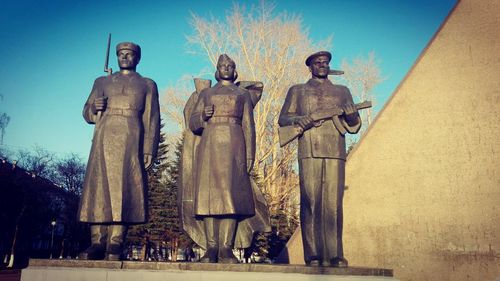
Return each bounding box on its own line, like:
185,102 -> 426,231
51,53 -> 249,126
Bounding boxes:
104,33 -> 112,75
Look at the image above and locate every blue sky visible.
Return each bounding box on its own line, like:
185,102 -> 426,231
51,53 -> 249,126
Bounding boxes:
0,0 -> 456,160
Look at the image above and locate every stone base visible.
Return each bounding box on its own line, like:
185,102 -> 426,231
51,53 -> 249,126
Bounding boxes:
21,259 -> 398,281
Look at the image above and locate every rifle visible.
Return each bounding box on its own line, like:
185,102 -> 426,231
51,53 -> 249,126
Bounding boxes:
96,33 -> 112,124
328,69 -> 344,75
278,101 -> 372,147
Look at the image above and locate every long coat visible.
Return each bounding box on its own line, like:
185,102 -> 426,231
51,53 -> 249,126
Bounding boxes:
78,72 -> 160,224
180,79 -> 270,249
189,82 -> 255,217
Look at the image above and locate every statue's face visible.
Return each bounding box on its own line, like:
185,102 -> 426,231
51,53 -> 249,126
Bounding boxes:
310,55 -> 330,78
217,61 -> 236,81
117,49 -> 139,70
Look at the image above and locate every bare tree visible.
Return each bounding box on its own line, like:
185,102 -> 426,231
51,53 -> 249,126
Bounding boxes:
0,113 -> 10,145
54,153 -> 86,196
15,146 -> 56,179
0,94 -> 10,145
163,1 -> 331,219
341,51 -> 384,133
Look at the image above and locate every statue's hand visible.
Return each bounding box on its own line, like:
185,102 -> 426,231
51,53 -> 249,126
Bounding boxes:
144,154 -> 154,170
342,103 -> 358,124
247,159 -> 254,173
296,116 -> 314,130
91,97 -> 108,114
202,105 -> 214,121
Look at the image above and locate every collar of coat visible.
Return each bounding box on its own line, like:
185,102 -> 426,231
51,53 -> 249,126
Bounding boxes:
213,81 -> 239,91
306,77 -> 334,88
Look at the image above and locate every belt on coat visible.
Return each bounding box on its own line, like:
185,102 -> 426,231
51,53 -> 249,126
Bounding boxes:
105,108 -> 140,117
207,116 -> 242,125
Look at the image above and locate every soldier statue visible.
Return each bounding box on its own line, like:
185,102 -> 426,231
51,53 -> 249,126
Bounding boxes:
278,51 -> 362,267
186,54 -> 267,263
78,42 -> 160,261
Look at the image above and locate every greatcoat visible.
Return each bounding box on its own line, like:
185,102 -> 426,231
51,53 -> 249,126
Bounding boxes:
180,80 -> 270,249
189,82 -> 256,217
78,71 -> 160,224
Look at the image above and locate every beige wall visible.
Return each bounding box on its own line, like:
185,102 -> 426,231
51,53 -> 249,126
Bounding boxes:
282,0 -> 500,280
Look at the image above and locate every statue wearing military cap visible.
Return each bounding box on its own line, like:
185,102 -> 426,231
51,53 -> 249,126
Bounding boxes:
184,54 -> 268,263
278,50 -> 361,267
116,42 -> 141,58
305,51 -> 332,67
78,41 -> 160,261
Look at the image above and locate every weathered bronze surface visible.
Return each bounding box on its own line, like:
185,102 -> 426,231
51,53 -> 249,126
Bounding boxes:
77,41 -> 160,260
278,51 -> 362,267
179,54 -> 270,263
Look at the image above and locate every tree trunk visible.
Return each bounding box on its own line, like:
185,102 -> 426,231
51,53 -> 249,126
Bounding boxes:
7,205 -> 25,268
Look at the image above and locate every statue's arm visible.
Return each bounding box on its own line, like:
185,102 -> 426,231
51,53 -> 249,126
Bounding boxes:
340,87 -> 362,134
143,80 -> 161,161
278,86 -> 301,127
189,91 -> 206,135
242,93 -> 256,172
82,77 -> 104,124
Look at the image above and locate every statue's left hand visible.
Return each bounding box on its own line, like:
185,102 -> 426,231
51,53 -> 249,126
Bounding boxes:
247,159 -> 254,173
144,154 -> 154,170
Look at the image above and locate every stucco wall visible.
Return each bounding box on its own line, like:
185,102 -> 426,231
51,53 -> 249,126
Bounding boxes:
282,0 -> 500,280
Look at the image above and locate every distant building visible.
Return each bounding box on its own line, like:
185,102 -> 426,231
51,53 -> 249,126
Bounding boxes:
0,158 -> 86,268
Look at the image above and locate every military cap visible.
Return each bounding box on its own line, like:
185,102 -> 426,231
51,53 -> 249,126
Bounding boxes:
217,54 -> 236,66
116,42 -> 141,58
305,51 -> 332,66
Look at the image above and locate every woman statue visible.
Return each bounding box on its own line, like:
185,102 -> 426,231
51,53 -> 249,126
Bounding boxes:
189,54 -> 256,263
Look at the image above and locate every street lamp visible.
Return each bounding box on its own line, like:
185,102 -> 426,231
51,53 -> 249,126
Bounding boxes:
49,220 -> 56,259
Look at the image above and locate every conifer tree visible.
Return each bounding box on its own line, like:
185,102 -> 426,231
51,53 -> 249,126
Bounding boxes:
127,129 -> 193,260
127,123 -> 170,259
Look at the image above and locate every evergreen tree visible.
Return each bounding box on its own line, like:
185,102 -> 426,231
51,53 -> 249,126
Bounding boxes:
163,136 -> 194,260
127,130 -> 194,260
127,123 -> 171,258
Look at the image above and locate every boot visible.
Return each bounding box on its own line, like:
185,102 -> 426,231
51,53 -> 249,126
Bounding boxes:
105,225 -> 127,261
218,218 -> 238,264
330,257 -> 348,268
78,225 -> 106,260
305,257 -> 322,267
200,218 -> 218,263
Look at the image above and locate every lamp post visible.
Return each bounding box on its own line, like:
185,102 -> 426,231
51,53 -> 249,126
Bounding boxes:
49,220 -> 56,259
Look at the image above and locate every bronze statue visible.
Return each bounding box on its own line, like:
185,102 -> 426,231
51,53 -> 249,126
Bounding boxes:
181,54 -> 269,263
278,51 -> 365,267
78,41 -> 160,261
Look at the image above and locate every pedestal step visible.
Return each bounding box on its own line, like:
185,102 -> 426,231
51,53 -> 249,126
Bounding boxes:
21,259 -> 398,281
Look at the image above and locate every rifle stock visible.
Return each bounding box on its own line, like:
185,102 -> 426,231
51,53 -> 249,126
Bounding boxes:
278,101 -> 372,147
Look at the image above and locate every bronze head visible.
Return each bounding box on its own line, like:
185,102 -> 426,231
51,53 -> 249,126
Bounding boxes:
306,51 -> 331,79
215,54 -> 238,82
116,42 -> 141,71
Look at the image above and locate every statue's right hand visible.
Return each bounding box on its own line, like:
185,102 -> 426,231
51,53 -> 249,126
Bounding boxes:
91,97 -> 108,114
296,116 -> 314,130
202,105 -> 214,121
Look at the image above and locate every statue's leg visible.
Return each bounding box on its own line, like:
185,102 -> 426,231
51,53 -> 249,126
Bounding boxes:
323,159 -> 348,267
105,224 -> 128,261
200,217 -> 218,263
78,224 -> 107,260
298,158 -> 323,266
218,218 -> 238,263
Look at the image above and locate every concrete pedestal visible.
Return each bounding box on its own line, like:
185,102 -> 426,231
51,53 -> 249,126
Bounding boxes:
21,259 -> 398,281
